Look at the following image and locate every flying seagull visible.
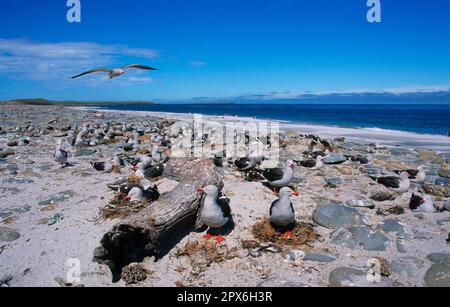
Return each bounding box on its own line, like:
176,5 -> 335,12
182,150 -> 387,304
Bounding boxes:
71,64 -> 158,79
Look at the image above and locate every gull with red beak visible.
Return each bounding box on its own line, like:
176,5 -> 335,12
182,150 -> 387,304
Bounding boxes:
262,160 -> 295,192
270,187 -> 300,238
297,155 -> 324,169
197,185 -> 232,243
409,193 -> 437,213
377,171 -> 411,193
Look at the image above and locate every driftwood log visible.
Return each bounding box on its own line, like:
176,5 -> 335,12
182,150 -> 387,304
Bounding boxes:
93,158 -> 223,282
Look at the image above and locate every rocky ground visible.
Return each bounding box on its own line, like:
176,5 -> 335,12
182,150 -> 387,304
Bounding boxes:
0,105 -> 449,287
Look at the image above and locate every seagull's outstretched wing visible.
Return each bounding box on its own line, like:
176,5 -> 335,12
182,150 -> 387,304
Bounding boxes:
71,68 -> 111,79
121,64 -> 158,71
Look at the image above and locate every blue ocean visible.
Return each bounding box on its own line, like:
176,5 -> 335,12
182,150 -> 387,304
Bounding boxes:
99,104 -> 450,136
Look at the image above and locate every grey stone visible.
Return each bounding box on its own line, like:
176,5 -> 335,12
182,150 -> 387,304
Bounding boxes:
312,204 -> 365,229
444,202 -> 450,211
391,257 -> 425,278
324,176 -> 342,187
303,252 -> 336,263
389,148 -> 411,156
435,178 -> 450,188
0,205 -> 31,220
437,217 -> 450,226
424,264 -> 450,287
396,239 -> 407,253
369,186 -> 395,202
376,219 -> 411,238
331,226 -> 390,251
367,167 -> 382,178
0,227 -> 20,242
328,267 -> 401,287
291,176 -> 307,184
77,149 -> 97,157
323,154 -> 347,165
426,253 -> 450,265
346,199 -> 375,209
37,190 -> 76,206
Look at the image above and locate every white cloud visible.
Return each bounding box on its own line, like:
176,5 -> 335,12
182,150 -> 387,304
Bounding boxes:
0,39 -> 159,83
189,60 -> 206,67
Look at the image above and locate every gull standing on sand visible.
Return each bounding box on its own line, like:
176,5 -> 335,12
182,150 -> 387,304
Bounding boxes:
71,64 -> 158,79
270,187 -> 300,238
53,140 -> 68,167
197,185 -> 232,243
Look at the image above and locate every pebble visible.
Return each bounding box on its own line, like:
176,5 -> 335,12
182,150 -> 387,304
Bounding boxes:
390,257 -> 425,278
37,190 -> 76,206
0,227 -> 21,242
424,264 -> 450,287
376,219 -> 411,238
328,267 -> 401,287
435,178 -> 450,188
312,203 -> 365,229
426,253 -> 450,265
303,252 -> 336,263
346,199 -> 375,209
323,154 -> 347,165
324,176 -> 342,187
0,205 -> 31,220
331,226 -> 390,251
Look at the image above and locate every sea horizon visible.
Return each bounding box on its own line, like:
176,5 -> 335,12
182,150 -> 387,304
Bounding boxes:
96,103 -> 450,137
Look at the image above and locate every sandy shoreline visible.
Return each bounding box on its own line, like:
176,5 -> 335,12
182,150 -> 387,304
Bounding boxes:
72,107 -> 450,153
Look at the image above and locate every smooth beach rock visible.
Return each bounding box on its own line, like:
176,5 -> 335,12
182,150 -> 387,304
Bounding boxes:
330,226 -> 390,251
443,202 -> 450,211
0,205 -> 31,220
426,253 -> 450,265
435,178 -> 450,188
303,252 -> 336,263
376,219 -> 411,238
346,199 -> 375,209
424,264 -> 450,287
324,176 -> 342,188
389,148 -> 411,156
437,217 -> 450,226
312,203 -> 364,229
390,257 -> 425,278
366,167 -> 382,178
0,149 -> 15,158
396,239 -> 407,253
323,154 -> 347,165
0,227 -> 20,242
328,267 -> 400,287
37,190 -> 76,206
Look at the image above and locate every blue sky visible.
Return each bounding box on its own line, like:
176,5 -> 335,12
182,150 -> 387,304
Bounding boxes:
0,0 -> 449,102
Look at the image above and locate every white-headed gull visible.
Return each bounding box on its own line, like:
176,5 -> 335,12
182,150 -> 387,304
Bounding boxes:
71,64 -> 157,79
270,187 -> 299,238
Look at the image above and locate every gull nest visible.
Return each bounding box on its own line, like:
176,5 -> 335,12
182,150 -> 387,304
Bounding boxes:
173,240 -> 239,271
101,193 -> 148,220
121,264 -> 151,285
251,218 -> 320,248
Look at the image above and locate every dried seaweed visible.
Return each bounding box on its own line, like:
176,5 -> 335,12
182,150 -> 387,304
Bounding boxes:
121,264 -> 151,285
251,218 -> 320,247
101,193 -> 148,220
